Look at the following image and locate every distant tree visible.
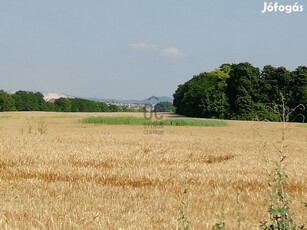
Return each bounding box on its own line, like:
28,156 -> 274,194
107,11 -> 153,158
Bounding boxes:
45,102 -> 56,111
12,91 -> 46,111
97,101 -> 109,112
136,107 -> 145,112
70,98 -> 90,112
154,101 -> 175,112
35,92 -> 48,111
173,62 -> 305,121
226,62 -> 262,119
173,66 -> 230,118
173,74 -> 206,117
201,68 -> 230,118
289,66 -> 307,121
260,65 -> 292,105
108,104 -> 121,112
70,98 -> 109,112
54,98 -> 72,112
122,106 -> 137,112
173,83 -> 190,115
0,90 -> 15,111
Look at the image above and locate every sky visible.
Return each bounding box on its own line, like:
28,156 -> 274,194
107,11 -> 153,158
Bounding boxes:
1,0 -> 306,99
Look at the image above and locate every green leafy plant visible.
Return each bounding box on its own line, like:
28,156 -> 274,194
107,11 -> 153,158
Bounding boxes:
213,222 -> 226,230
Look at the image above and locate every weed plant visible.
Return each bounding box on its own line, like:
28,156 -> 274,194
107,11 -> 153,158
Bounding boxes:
37,119 -> 48,135
177,189 -> 191,230
210,95 -> 306,229
259,96 -> 305,230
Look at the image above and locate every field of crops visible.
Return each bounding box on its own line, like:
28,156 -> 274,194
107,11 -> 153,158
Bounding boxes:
0,112 -> 306,229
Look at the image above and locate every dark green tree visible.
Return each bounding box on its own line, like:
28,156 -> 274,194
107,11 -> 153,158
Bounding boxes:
12,91 -> 46,111
173,82 -> 190,115
45,102 -> 56,111
154,101 -> 175,112
173,67 -> 230,118
97,101 -> 109,112
226,62 -> 262,119
289,66 -> 307,121
0,90 -> 16,111
70,98 -> 109,112
35,92 -> 48,111
108,104 -> 122,112
54,98 -> 72,112
174,73 -> 209,117
173,63 -> 298,121
260,65 -> 292,105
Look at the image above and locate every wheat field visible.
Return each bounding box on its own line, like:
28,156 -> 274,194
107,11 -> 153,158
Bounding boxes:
0,112 -> 306,229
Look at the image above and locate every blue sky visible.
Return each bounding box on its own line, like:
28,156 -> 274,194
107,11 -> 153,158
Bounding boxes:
1,0 -> 306,99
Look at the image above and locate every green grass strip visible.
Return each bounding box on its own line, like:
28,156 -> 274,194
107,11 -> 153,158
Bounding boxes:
81,116 -> 227,127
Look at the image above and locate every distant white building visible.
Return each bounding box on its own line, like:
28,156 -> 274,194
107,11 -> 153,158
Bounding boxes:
42,92 -> 74,102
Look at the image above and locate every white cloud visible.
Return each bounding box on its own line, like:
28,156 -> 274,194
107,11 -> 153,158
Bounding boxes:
162,47 -> 184,59
130,42 -> 184,59
129,42 -> 156,50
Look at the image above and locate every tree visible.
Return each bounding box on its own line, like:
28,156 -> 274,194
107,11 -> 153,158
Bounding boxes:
54,98 -> 72,112
12,91 -> 46,111
173,67 -> 230,118
108,104 -> 122,112
154,101 -> 175,112
260,65 -> 292,105
35,92 -> 48,111
174,73 -> 211,117
173,62 -> 301,121
97,101 -> 109,112
45,102 -> 56,111
0,90 -> 15,111
201,68 -> 230,118
226,62 -> 261,119
173,82 -> 190,115
289,66 -> 307,121
70,98 -> 109,112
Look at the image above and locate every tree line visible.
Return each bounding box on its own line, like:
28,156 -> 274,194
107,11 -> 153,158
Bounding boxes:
0,90 -> 134,112
0,90 -> 174,113
173,63 -> 307,122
